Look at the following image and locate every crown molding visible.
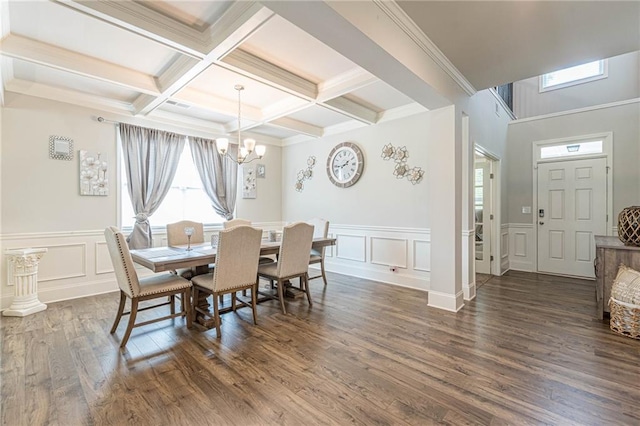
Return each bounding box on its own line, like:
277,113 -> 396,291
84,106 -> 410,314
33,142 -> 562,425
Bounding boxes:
377,103 -> 428,123
511,98 -> 640,124
374,0 -> 476,97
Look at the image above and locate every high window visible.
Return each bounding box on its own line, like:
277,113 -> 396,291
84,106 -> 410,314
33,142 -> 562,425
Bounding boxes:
120,141 -> 225,229
539,60 -> 607,92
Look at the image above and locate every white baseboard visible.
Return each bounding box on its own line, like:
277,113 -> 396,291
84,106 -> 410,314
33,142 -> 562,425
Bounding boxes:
326,262 -> 429,291
463,281 -> 476,301
2,278 -> 118,310
428,290 -> 464,312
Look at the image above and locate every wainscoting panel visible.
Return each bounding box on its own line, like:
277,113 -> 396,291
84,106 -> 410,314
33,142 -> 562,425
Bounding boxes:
325,225 -> 430,291
38,243 -> 87,282
413,240 -> 430,272
95,241 -> 114,275
507,223 -> 535,272
335,234 -> 367,262
501,224 -> 510,274
370,237 -> 408,268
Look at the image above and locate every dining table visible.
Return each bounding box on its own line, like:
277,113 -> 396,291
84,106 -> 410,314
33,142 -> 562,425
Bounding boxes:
130,236 -> 336,328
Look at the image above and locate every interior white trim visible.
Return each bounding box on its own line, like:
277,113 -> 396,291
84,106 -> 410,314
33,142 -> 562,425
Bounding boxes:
511,98 -> 640,124
428,290 -> 464,312
374,0 -> 476,97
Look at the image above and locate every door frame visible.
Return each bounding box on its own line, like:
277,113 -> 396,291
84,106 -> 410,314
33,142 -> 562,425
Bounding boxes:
474,144 -> 502,276
531,132 -> 613,274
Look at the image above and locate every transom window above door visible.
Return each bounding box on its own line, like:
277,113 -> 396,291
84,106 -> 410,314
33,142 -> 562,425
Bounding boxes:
539,140 -> 604,160
539,60 -> 607,92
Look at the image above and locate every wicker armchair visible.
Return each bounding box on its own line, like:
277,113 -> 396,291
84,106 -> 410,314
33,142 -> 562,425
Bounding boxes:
104,226 -> 192,348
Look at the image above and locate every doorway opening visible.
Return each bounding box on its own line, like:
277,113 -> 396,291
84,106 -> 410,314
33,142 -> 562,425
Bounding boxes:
474,151 -> 497,275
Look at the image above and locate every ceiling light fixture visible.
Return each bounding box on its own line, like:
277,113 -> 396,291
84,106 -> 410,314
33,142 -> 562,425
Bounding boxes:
216,85 -> 266,164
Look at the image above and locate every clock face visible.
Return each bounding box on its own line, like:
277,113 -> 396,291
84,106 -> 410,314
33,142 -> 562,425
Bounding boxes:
326,142 -> 364,188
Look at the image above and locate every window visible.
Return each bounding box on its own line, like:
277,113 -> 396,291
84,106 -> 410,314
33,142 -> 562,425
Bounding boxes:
540,60 -> 607,92
539,140 -> 604,160
120,141 -> 225,229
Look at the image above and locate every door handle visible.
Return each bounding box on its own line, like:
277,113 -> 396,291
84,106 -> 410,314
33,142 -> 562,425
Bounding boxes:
539,221 -> 544,225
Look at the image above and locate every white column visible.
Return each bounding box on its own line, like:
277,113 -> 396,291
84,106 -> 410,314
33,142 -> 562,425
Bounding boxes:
3,248 -> 48,317
428,105 -> 465,312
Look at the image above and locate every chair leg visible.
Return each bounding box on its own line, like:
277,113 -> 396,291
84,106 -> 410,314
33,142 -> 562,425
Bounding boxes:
170,295 -> 176,315
213,292 -> 221,338
277,279 -> 287,314
110,291 -> 127,334
304,273 -> 313,306
192,286 -> 199,322
120,298 -> 139,348
251,282 -> 258,325
320,258 -> 328,286
184,287 -> 193,329
231,292 -> 237,312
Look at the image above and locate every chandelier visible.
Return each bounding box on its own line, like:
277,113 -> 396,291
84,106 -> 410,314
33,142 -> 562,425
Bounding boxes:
216,85 -> 266,164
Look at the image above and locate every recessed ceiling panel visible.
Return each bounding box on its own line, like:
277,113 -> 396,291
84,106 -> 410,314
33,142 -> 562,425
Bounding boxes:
157,103 -> 234,124
137,1 -> 232,31
249,124 -> 299,140
9,1 -> 178,76
241,15 -> 358,83
287,105 -> 351,128
187,65 -> 292,109
347,81 -> 415,112
12,59 -> 139,102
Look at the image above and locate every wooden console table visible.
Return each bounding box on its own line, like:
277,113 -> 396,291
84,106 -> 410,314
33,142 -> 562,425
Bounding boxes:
594,235 -> 640,319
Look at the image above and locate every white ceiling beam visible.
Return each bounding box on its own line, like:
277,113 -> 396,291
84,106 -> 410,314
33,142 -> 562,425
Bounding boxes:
322,96 -> 378,124
129,4 -> 274,115
55,0 -> 210,57
0,34 -> 160,95
317,68 -> 377,102
268,117 -> 324,138
172,87 -> 262,122
264,0 -> 457,109
5,78 -> 134,114
221,49 -> 317,100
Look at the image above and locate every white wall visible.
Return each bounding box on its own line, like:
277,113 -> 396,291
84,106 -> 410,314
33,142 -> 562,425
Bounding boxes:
281,112 -> 431,291
514,51 -> 640,119
506,100 -> 640,271
0,93 -> 283,308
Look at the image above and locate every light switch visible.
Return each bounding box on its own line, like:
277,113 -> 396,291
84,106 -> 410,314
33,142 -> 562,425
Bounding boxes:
522,206 -> 532,214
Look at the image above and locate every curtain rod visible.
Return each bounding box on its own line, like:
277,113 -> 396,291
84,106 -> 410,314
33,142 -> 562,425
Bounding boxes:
97,116 -> 118,124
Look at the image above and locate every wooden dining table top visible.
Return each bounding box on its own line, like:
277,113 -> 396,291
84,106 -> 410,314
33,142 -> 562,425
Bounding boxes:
130,237 -> 336,273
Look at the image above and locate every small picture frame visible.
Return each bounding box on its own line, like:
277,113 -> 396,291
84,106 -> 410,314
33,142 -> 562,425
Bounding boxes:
49,135 -> 74,160
256,163 -> 266,178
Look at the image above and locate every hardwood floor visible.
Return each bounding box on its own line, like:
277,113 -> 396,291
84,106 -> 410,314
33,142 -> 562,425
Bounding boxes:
2,271 -> 639,425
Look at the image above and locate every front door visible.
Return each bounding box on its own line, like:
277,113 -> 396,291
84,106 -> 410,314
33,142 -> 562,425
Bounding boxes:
537,158 -> 607,278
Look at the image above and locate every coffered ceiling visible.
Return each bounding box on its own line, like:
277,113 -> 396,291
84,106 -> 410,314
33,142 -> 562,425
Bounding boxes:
1,1 -> 638,145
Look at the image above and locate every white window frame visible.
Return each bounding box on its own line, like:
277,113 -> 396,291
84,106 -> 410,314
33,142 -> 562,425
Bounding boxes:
539,59 -> 608,93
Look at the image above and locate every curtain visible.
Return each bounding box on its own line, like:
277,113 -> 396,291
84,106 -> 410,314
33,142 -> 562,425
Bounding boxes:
189,137 -> 238,220
119,123 -> 186,249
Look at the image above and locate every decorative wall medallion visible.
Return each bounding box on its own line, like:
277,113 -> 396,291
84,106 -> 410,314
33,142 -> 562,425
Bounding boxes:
256,164 -> 266,178
326,142 -> 364,188
79,150 -> 109,195
381,143 -> 424,185
242,165 -> 257,199
295,156 -> 316,192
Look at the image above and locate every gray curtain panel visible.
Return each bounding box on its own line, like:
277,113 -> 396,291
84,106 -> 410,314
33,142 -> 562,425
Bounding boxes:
119,123 -> 186,249
189,137 -> 238,220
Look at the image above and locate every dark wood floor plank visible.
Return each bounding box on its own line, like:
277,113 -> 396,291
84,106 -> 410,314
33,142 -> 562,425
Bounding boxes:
2,271 -> 640,425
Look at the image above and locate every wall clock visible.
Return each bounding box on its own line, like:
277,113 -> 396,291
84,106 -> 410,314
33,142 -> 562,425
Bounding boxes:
326,142 -> 364,188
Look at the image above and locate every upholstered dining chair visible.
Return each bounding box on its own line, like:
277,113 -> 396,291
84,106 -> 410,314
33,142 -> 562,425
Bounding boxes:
190,225 -> 263,337
104,226 -> 192,348
224,218 -> 275,265
223,218 -> 251,229
307,218 -> 329,286
257,222 -> 314,314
